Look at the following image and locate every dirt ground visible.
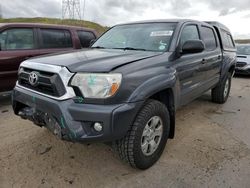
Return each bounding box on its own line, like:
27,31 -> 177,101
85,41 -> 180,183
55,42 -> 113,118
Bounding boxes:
0,76 -> 250,188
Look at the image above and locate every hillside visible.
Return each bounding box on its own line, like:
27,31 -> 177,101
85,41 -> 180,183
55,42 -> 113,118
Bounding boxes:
0,17 -> 108,35
235,39 -> 250,44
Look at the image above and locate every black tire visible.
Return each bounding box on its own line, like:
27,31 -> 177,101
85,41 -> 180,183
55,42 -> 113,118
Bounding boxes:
114,99 -> 170,169
211,72 -> 232,104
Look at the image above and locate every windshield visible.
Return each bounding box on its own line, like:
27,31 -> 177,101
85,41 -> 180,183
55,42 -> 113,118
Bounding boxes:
237,45 -> 250,55
92,23 -> 177,52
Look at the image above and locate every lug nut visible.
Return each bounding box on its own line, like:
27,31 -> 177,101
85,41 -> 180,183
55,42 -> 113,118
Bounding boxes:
93,122 -> 103,132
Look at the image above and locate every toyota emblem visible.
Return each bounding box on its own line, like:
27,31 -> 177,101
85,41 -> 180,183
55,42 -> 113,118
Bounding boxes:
29,72 -> 39,86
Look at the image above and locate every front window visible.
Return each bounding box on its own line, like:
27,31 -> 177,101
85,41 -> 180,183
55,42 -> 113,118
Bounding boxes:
237,45 -> 250,55
180,25 -> 200,46
0,28 -> 34,50
92,23 -> 177,52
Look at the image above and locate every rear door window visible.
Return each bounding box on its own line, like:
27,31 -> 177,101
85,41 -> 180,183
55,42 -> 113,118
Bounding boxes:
77,31 -> 96,48
200,26 -> 217,51
40,29 -> 73,49
226,34 -> 235,48
0,28 -> 35,50
180,25 -> 200,46
221,30 -> 235,49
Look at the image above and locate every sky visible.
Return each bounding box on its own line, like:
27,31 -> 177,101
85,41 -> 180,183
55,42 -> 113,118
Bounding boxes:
1,0 -> 250,39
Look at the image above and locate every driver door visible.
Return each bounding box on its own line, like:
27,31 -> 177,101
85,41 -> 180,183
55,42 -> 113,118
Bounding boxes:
173,24 -> 207,105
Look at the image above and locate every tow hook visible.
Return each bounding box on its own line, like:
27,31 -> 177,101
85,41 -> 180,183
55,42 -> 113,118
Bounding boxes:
18,107 -> 45,127
18,107 -> 35,120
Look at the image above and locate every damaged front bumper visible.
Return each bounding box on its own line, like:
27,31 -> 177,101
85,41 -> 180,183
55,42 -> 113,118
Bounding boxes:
12,86 -> 143,143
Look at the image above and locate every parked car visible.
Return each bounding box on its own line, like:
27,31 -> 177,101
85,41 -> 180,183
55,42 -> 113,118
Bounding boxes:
235,44 -> 250,75
12,19 -> 236,169
0,23 -> 98,92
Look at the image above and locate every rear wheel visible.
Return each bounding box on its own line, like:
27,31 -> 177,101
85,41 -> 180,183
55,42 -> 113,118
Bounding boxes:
114,99 -> 170,169
211,72 -> 232,104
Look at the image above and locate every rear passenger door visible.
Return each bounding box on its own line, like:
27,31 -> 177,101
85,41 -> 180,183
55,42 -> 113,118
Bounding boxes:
77,30 -> 96,48
199,25 -> 221,90
38,28 -> 74,55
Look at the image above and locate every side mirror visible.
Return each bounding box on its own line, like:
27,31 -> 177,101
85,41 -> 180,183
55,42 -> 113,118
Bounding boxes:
90,39 -> 97,47
182,40 -> 205,54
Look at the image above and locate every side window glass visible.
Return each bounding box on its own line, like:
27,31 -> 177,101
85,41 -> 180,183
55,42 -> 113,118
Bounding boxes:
40,29 -> 73,49
222,31 -> 229,48
227,34 -> 235,48
0,31 -> 6,50
222,30 -> 235,49
0,28 -> 34,50
77,31 -> 96,48
180,25 -> 199,46
200,26 -> 217,51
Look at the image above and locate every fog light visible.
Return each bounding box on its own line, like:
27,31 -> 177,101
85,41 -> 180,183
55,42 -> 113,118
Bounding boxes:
93,122 -> 103,132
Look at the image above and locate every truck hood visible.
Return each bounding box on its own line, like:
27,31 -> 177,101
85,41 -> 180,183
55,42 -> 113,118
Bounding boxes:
27,49 -> 163,72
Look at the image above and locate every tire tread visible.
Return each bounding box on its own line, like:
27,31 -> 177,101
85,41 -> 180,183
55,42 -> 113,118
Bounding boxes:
115,99 -> 169,169
211,72 -> 231,104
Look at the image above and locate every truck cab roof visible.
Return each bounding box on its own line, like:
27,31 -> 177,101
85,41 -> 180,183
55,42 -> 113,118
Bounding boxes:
205,21 -> 231,33
117,19 -> 208,26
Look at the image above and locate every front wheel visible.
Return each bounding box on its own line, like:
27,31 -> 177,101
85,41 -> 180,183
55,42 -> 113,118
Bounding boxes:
211,72 -> 232,104
114,99 -> 170,169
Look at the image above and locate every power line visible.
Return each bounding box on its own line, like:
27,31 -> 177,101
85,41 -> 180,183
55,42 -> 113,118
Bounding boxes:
62,0 -> 81,20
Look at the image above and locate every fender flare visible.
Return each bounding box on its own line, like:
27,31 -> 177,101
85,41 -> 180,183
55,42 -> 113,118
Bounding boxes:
127,72 -> 178,139
127,73 -> 177,103
220,57 -> 236,80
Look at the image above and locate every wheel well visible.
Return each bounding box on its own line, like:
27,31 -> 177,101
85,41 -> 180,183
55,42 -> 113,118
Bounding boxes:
149,88 -> 175,139
229,65 -> 235,75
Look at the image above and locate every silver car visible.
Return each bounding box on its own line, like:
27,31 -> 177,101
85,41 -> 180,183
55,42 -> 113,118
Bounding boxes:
236,44 -> 250,75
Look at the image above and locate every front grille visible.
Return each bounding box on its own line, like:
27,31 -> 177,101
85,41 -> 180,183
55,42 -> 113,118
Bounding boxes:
236,62 -> 247,68
18,68 -> 66,97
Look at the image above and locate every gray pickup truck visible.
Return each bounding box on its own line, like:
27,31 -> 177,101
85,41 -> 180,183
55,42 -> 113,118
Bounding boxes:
12,19 -> 236,169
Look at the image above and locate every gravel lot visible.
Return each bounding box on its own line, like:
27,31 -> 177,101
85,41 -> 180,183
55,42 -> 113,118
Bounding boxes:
0,76 -> 250,188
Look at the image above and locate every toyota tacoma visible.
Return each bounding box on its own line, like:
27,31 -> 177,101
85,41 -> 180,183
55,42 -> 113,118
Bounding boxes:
12,19 -> 236,169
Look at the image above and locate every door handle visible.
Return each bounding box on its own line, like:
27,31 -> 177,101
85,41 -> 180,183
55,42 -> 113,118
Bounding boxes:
201,59 -> 207,64
218,55 -> 221,60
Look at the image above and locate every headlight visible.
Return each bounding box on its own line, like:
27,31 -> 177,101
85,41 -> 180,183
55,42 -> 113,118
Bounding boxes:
71,73 -> 122,98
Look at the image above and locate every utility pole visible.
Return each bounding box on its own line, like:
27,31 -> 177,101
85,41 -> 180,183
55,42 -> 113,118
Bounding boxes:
82,0 -> 86,21
62,0 -> 81,20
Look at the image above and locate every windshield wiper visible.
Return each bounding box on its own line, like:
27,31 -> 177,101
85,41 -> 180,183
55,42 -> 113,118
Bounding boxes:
91,46 -> 106,49
112,47 -> 146,51
92,46 -> 147,51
